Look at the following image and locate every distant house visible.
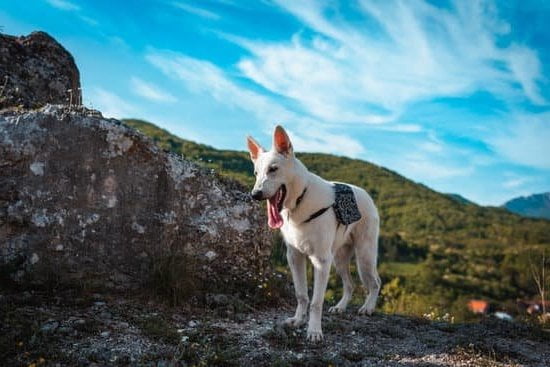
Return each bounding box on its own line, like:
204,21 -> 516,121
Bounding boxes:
468,299 -> 489,314
517,300 -> 550,314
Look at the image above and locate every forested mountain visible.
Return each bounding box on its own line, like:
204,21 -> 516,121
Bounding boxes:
124,118 -> 550,320
503,192 -> 550,220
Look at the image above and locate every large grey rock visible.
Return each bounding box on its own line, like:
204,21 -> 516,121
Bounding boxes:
0,31 -> 81,109
0,105 -> 272,295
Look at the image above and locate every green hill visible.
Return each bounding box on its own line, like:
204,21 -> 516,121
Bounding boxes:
124,118 -> 550,320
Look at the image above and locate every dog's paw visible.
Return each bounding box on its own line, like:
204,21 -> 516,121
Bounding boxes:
283,316 -> 306,328
306,329 -> 324,342
358,305 -> 375,315
328,305 -> 346,314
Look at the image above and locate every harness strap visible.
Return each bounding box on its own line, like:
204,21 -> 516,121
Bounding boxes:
295,187 -> 307,208
303,205 -> 332,224
300,183 -> 362,225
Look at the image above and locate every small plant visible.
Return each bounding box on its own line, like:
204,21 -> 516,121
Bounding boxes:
67,89 -> 73,111
136,315 -> 180,344
173,329 -> 242,366
77,87 -> 82,106
148,252 -> 200,306
423,309 -> 455,323
529,249 -> 549,326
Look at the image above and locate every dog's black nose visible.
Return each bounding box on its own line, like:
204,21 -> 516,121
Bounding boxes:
251,189 -> 263,200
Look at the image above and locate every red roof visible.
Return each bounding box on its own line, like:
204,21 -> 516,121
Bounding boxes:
468,300 -> 489,314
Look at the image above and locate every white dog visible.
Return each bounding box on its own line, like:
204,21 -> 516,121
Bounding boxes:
247,125 -> 381,342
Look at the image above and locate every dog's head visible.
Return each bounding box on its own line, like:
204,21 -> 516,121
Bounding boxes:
247,125 -> 294,229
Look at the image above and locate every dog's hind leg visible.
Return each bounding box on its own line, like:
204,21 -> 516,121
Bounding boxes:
328,243 -> 354,313
355,224 -> 381,315
284,245 -> 308,328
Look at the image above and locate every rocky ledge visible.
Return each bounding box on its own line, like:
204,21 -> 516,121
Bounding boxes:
0,105 -> 273,298
1,288 -> 548,366
0,31 -> 81,109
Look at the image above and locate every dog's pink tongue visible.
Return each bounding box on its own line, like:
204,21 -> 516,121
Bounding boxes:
267,197 -> 283,229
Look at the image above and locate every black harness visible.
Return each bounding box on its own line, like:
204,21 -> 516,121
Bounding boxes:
303,205 -> 332,224
298,183 -> 362,225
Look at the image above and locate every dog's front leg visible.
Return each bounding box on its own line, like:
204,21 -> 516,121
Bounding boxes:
284,245 -> 308,328
307,255 -> 331,342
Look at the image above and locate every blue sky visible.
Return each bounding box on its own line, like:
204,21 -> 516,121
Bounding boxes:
2,0 -> 550,205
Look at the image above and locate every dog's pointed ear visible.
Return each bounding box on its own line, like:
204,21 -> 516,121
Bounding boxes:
273,125 -> 293,156
247,136 -> 264,161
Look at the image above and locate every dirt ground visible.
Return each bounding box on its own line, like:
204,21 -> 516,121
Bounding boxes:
1,288 -> 548,366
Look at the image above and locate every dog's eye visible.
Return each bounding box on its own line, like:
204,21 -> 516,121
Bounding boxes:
254,170 -> 258,176
268,166 -> 278,173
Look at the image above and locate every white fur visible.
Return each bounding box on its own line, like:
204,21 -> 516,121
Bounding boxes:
247,126 -> 381,342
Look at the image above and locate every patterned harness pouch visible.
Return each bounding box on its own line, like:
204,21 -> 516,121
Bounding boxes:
332,183 -> 362,225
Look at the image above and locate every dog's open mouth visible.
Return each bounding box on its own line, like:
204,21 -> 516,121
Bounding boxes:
267,185 -> 286,229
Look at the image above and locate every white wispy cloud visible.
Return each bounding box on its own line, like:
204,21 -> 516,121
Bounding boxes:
503,177 -> 529,189
146,50 -> 365,157
285,126 -> 365,157
393,153 -> 474,180
419,132 -> 444,153
505,45 -> 546,105
146,51 -> 294,121
372,124 -> 423,133
45,0 -> 99,26
45,0 -> 80,11
89,87 -> 140,119
171,1 -> 220,20
230,0 -> 546,126
501,171 -> 535,190
130,77 -> 177,103
143,0 -> 547,184
378,135 -> 476,180
489,112 -> 550,169
88,86 -> 204,142
79,15 -> 98,26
